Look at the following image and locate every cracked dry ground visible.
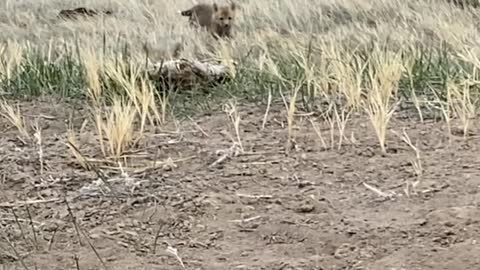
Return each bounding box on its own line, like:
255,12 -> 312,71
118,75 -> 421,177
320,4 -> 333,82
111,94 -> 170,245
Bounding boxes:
1,99 -> 480,270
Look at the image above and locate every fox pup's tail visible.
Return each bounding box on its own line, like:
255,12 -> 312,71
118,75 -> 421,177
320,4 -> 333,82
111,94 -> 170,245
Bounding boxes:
180,9 -> 192,17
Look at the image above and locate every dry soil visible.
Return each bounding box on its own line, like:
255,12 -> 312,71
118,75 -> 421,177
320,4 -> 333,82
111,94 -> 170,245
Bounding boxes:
1,98 -> 480,270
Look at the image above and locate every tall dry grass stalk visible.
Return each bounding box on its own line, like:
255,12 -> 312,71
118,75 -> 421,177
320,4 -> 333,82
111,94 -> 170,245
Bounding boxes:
82,48 -> 107,156
32,119 -> 44,174
223,99 -> 244,153
393,128 -> 422,197
101,98 -> 137,160
315,98 -> 352,151
447,78 -> 478,137
66,125 -> 89,170
332,104 -> 353,150
429,85 -> 452,139
0,42 -> 24,87
392,128 -> 423,178
79,49 -> 170,162
363,49 -> 404,154
104,60 -> 164,131
82,48 -> 103,108
327,46 -> 366,110
258,49 -> 304,152
0,100 -> 30,141
281,82 -> 303,153
403,53 -> 424,122
309,118 -> 328,149
216,40 -> 237,79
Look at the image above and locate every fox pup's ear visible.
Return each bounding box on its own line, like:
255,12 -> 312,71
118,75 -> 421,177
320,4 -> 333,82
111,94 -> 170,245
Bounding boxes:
213,3 -> 218,11
230,2 -> 236,10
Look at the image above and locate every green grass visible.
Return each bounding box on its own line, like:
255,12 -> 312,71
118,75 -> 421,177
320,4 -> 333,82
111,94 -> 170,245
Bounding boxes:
0,38 -> 479,120
3,49 -> 85,98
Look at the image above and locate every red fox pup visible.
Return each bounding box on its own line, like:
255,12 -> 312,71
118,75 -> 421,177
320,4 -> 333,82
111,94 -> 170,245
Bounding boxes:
181,2 -> 236,39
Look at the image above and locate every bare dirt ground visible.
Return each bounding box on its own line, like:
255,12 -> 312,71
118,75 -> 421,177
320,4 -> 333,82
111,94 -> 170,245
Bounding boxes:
1,98 -> 480,270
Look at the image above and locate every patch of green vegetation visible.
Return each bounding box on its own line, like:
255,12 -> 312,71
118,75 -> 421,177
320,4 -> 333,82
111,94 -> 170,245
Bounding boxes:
0,40 -> 478,119
2,49 -> 86,98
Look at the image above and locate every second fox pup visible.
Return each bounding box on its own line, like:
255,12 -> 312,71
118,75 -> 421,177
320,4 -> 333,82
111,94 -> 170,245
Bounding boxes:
181,2 -> 236,38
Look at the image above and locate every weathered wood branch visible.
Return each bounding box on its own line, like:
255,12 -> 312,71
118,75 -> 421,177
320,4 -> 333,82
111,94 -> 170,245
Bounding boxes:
146,59 -> 233,88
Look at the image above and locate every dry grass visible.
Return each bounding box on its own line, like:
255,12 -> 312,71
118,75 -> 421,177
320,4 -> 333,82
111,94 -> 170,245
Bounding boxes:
1,0 -> 479,62
393,128 -> 423,196
100,98 -> 138,160
0,42 -> 23,88
66,125 -> 89,170
0,100 -> 30,141
447,78 -> 478,137
82,47 -> 103,108
1,0 -> 480,166
363,48 -> 404,154
223,99 -> 245,153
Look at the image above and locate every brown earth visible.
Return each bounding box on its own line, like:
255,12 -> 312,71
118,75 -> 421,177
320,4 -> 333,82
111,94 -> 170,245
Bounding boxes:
1,98 -> 480,270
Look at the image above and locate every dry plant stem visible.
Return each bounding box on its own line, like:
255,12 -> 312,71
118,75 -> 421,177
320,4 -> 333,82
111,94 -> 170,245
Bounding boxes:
364,99 -> 399,154
0,198 -> 60,207
93,112 -> 107,157
152,222 -> 163,254
25,205 -> 38,251
0,226 -> 30,270
429,85 -> 452,141
224,100 -> 244,152
165,245 -> 185,269
362,182 -> 394,198
32,120 -> 44,175
105,60 -> 163,132
100,98 -> 137,159
64,195 -> 84,247
410,86 -> 424,123
287,85 -> 302,152
399,129 -> 423,175
0,42 -> 23,85
0,100 -> 30,141
329,49 -> 366,109
262,89 -> 272,130
363,50 -> 403,154
151,147 -> 159,170
11,209 -> 30,246
392,129 -> 422,196
403,54 -> 424,122
48,225 -> 59,251
188,116 -> 209,137
319,105 -> 336,150
280,81 -> 303,153
447,78 -> 477,137
409,87 -> 422,123
236,193 -> 273,199
333,105 -> 352,150
74,254 -> 81,270
66,127 -> 89,170
309,118 -> 327,149
228,215 -> 262,223
81,229 -> 109,270
155,85 -> 169,126
82,48 -> 103,108
210,144 -> 241,168
82,49 -> 106,156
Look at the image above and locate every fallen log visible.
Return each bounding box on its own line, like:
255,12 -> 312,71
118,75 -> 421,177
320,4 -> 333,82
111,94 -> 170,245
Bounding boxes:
146,59 -> 233,88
